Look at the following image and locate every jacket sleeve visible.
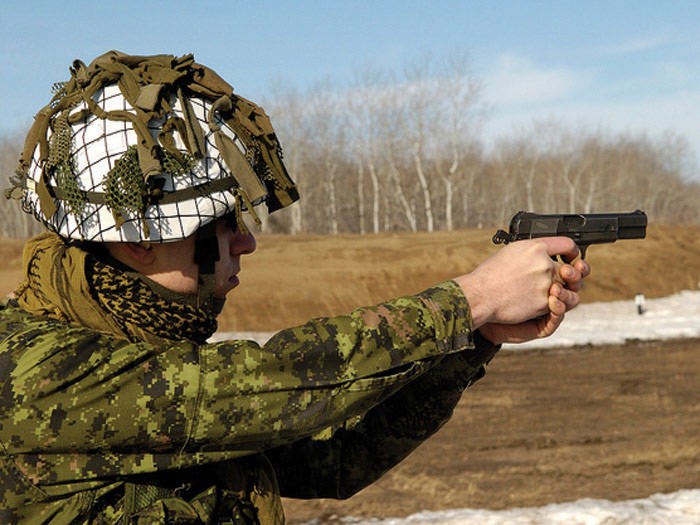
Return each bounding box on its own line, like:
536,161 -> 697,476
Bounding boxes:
0,281 -> 474,485
266,334 -> 500,499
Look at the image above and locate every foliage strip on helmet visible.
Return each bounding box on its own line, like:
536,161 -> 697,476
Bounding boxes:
7,50 -> 299,243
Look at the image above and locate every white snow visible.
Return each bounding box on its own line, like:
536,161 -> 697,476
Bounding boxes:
328,489 -> 700,525
503,290 -> 700,351
214,291 -> 700,525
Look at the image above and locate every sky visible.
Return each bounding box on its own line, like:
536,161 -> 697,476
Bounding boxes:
2,1 -> 700,173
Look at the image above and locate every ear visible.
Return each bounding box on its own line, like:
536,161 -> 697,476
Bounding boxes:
119,242 -> 156,266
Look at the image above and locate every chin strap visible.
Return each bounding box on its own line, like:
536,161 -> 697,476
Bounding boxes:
194,219 -> 221,313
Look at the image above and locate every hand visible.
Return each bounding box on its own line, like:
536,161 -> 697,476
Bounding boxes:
454,238 -> 590,345
479,258 -> 590,344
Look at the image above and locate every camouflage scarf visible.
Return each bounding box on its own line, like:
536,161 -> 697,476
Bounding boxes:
14,232 -> 218,344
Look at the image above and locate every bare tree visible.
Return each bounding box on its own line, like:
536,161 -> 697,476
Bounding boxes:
0,131 -> 43,238
346,67 -> 395,234
485,121 -> 699,225
261,61 -> 700,233
425,53 -> 486,230
264,84 -> 313,234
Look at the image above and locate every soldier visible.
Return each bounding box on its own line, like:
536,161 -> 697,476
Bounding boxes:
0,51 -> 588,524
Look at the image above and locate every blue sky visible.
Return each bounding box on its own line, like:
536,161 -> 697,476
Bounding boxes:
2,1 -> 699,171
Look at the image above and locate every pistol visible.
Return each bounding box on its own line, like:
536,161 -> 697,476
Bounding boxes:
492,210 -> 647,258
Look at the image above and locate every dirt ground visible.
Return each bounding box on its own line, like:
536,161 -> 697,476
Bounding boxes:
1,225 -> 700,522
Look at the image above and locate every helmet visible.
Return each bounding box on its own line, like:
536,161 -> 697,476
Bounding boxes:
8,50 -> 299,243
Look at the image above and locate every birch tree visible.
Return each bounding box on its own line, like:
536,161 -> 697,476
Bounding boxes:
430,54 -> 486,230
347,68 -> 394,233
264,86 -> 311,233
0,133 -> 43,238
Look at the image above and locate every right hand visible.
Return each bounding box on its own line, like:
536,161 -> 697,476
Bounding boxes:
453,237 -> 587,344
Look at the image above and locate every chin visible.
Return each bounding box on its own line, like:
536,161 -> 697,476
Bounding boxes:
216,283 -> 237,298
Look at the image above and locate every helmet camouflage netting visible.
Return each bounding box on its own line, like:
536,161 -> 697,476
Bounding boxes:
6,50 -> 299,243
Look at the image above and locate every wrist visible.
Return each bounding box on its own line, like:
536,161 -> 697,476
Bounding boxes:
453,275 -> 492,329
477,324 -> 502,346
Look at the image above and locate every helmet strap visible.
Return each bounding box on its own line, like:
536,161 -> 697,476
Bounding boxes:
194,220 -> 221,313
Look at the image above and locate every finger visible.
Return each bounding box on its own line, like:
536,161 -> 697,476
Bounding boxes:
548,293 -> 566,316
559,264 -> 582,291
541,237 -> 580,262
574,259 -> 591,278
550,283 -> 581,311
538,300 -> 567,338
559,260 -> 592,292
552,261 -> 566,286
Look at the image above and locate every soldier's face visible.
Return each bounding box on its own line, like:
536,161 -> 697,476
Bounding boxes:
127,218 -> 257,299
212,218 -> 257,298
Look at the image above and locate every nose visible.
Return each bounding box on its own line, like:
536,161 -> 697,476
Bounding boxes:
229,229 -> 256,256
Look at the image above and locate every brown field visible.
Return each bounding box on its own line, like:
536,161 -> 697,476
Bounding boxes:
226,223 -> 699,333
2,224 -> 700,331
1,224 -> 700,522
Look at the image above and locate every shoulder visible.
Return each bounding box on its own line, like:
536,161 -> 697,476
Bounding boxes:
0,302 -> 74,339
0,304 -> 145,368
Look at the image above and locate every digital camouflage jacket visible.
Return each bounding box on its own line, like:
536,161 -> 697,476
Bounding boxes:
0,238 -> 497,524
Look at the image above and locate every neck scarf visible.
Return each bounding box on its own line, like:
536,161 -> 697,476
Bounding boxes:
14,232 -> 219,344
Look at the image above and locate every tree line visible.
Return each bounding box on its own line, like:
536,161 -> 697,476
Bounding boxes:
1,56 -> 698,238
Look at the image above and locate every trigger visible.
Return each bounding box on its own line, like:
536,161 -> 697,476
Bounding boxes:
560,245 -> 586,264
